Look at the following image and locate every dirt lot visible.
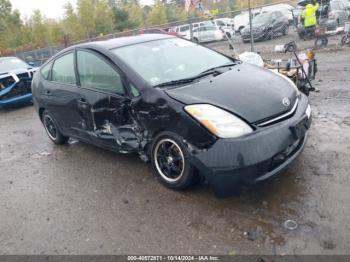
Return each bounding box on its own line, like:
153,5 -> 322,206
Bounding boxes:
0,35 -> 350,255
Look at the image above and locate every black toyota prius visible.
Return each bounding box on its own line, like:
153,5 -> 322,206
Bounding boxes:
31,34 -> 312,197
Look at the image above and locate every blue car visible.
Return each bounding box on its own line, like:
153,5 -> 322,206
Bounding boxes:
0,57 -> 37,108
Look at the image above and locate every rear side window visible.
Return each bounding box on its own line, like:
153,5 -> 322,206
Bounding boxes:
41,62 -> 52,80
180,25 -> 189,32
77,50 -> 125,94
52,53 -> 76,84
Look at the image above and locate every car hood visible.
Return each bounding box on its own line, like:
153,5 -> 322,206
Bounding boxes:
165,63 -> 298,124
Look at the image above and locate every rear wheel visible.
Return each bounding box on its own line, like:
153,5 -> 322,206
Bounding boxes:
151,132 -> 197,190
42,110 -> 68,145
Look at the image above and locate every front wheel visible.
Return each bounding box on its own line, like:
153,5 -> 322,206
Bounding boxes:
341,35 -> 350,46
42,110 -> 68,145
151,132 -> 197,190
282,25 -> 289,35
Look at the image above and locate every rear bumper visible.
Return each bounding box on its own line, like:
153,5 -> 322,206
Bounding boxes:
189,94 -> 311,197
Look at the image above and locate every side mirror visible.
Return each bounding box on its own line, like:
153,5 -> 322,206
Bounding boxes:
28,61 -> 35,67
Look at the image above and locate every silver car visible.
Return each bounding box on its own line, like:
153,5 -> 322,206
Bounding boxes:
329,0 -> 349,25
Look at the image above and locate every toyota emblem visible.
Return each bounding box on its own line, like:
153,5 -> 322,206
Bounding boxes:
282,98 -> 291,107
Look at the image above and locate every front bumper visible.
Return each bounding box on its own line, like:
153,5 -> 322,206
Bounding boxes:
0,73 -> 33,108
241,30 -> 266,41
189,94 -> 311,197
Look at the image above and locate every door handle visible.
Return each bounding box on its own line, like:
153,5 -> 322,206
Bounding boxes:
78,98 -> 87,103
77,98 -> 89,109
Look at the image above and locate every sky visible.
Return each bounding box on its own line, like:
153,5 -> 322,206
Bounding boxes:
9,0 -> 154,20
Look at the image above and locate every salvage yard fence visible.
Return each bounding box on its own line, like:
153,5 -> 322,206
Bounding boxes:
10,0 -> 348,66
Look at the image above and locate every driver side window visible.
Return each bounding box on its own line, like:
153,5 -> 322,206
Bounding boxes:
77,50 -> 125,95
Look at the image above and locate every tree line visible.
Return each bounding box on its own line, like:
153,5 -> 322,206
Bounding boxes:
0,0 -> 275,54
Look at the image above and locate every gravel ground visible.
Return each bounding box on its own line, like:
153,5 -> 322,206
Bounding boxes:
0,35 -> 349,255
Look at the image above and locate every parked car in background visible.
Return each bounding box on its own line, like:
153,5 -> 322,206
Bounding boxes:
233,11 -> 261,33
192,20 -> 234,39
31,34 -> 311,197
296,0 -> 349,31
139,28 -> 177,36
329,0 -> 350,24
241,11 -> 289,42
173,24 -> 191,38
258,3 -> 295,24
0,57 -> 37,108
186,26 -> 224,43
339,0 -> 350,17
212,18 -> 235,38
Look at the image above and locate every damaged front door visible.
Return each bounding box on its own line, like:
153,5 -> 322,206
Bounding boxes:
75,49 -> 135,152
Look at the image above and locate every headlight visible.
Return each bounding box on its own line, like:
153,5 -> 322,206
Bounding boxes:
306,104 -> 311,119
185,104 -> 253,138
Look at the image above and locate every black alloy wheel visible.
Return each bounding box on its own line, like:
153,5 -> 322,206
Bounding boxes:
151,132 -> 198,190
42,110 -> 68,144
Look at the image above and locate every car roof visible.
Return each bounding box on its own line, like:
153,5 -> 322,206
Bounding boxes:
74,34 -> 175,51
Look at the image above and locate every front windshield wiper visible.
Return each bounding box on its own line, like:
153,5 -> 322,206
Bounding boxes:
199,62 -> 238,75
154,62 -> 238,88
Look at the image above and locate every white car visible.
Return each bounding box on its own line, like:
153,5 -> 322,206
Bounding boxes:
192,20 -> 234,39
172,24 -> 191,38
212,18 -> 235,39
185,26 -> 224,43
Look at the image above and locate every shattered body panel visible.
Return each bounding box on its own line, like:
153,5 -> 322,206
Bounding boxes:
189,94 -> 311,197
0,69 -> 36,108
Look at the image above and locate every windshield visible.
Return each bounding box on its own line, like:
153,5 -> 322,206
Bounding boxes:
252,13 -> 271,24
0,57 -> 30,74
112,38 -> 232,86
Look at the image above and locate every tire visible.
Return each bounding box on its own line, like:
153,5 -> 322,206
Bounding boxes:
151,132 -> 197,190
193,37 -> 199,43
341,35 -> 350,46
265,29 -> 273,40
42,110 -> 68,145
314,36 -> 328,48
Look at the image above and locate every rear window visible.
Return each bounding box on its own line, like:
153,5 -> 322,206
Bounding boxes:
180,26 -> 190,32
51,52 -> 76,85
41,62 -> 52,80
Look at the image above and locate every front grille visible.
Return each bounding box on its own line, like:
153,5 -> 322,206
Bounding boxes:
17,72 -> 31,80
256,98 -> 299,127
0,79 -> 32,101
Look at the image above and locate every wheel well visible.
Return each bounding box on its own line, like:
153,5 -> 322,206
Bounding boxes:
39,107 -> 45,121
